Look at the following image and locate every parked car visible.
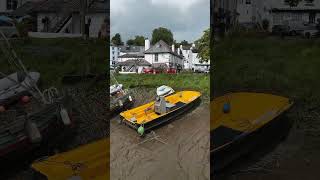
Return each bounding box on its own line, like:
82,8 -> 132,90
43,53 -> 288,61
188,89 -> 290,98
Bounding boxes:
272,25 -> 291,36
166,68 -> 177,74
143,67 -> 161,74
0,16 -> 19,38
301,26 -> 319,38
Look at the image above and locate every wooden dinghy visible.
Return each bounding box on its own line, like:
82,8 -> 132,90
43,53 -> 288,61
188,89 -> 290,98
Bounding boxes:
120,91 -> 201,135
211,92 -> 293,171
32,138 -> 109,180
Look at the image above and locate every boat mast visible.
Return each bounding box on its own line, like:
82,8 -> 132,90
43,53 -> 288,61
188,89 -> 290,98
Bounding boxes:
0,31 -> 48,104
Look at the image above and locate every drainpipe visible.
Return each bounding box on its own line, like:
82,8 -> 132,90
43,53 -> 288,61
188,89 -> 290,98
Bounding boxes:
81,0 -> 87,39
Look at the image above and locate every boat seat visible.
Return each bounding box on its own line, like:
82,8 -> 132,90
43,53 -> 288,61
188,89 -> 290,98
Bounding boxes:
166,103 -> 175,108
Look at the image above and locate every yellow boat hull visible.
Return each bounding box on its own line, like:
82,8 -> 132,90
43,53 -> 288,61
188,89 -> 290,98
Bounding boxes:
32,138 -> 109,180
120,91 -> 201,130
211,92 -> 293,171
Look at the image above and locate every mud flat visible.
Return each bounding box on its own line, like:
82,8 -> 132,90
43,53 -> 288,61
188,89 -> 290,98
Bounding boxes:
111,88 -> 210,180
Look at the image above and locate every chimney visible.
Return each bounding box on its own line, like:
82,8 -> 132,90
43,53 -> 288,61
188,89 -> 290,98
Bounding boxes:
145,38 -> 150,51
172,44 -> 175,52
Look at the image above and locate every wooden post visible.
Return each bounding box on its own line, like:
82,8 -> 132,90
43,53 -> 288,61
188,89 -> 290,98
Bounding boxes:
81,0 -> 87,39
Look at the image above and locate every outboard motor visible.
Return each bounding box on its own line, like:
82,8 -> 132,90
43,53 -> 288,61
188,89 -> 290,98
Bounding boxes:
154,96 -> 167,115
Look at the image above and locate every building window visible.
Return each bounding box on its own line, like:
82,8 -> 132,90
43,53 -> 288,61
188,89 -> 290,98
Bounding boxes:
7,0 -> 18,10
246,0 -> 251,4
155,54 -> 158,62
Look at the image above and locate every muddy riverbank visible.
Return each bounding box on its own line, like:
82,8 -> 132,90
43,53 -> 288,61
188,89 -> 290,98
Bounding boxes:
110,88 -> 210,180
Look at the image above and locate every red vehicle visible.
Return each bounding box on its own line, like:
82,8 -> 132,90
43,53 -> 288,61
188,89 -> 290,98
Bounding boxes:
143,67 -> 161,74
166,68 -> 177,74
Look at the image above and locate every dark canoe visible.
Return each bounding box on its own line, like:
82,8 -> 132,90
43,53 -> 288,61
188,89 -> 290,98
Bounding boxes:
110,92 -> 134,114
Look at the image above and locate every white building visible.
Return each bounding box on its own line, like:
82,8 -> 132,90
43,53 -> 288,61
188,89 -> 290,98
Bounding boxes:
236,0 -> 320,30
11,0 -> 108,37
144,39 -> 184,69
110,45 -> 120,67
0,0 -> 40,14
177,43 -> 210,71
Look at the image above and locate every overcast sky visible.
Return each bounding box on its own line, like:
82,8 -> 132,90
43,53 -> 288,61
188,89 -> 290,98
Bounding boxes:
111,0 -> 209,44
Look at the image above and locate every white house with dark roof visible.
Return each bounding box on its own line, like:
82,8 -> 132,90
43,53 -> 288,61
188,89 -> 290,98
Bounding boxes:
144,39 -> 184,69
12,0 -> 108,37
214,0 -> 320,31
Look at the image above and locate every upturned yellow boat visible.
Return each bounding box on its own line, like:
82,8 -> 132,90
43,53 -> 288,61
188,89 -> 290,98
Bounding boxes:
31,138 -> 109,180
211,92 -> 293,171
120,91 -> 201,134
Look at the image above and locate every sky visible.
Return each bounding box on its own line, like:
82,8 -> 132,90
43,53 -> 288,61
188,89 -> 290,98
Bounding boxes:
111,0 -> 210,44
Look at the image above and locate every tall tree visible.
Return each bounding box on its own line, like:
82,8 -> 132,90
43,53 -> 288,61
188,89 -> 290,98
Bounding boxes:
151,27 -> 174,45
180,40 -> 190,46
127,39 -> 135,45
195,28 -> 210,62
111,33 -> 124,46
285,0 -> 302,7
126,36 -> 145,46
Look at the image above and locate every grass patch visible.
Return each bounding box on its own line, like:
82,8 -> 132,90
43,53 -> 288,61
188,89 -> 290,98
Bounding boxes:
113,73 -> 210,100
0,38 -> 108,88
213,36 -> 320,105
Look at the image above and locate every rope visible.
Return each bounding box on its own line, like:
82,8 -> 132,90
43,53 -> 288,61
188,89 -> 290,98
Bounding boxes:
0,30 -> 47,104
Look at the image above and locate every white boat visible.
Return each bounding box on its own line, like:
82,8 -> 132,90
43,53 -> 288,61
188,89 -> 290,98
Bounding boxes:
156,85 -> 174,97
0,72 -> 40,105
118,71 -> 137,75
110,84 -> 123,95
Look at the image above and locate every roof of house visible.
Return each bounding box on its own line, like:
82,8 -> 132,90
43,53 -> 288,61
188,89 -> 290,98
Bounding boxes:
118,53 -> 144,58
119,46 -> 144,53
117,59 -> 151,66
13,0 -> 108,15
272,7 -> 320,12
152,63 -> 168,68
144,40 -> 184,59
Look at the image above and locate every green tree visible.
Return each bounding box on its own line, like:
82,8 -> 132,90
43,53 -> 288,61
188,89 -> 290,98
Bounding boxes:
111,33 -> 124,46
180,40 -> 190,46
195,28 -> 210,62
133,36 -> 145,46
127,35 -> 145,46
151,27 -> 174,45
127,39 -> 135,45
285,0 -> 302,7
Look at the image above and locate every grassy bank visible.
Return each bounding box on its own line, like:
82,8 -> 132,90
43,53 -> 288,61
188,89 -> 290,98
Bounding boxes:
213,36 -> 320,104
213,35 -> 320,175
0,38 -> 108,88
113,73 -> 210,100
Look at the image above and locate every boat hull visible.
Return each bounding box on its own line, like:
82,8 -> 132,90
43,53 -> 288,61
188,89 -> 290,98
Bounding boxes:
122,97 -> 201,131
211,109 -> 292,172
0,98 -> 74,160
